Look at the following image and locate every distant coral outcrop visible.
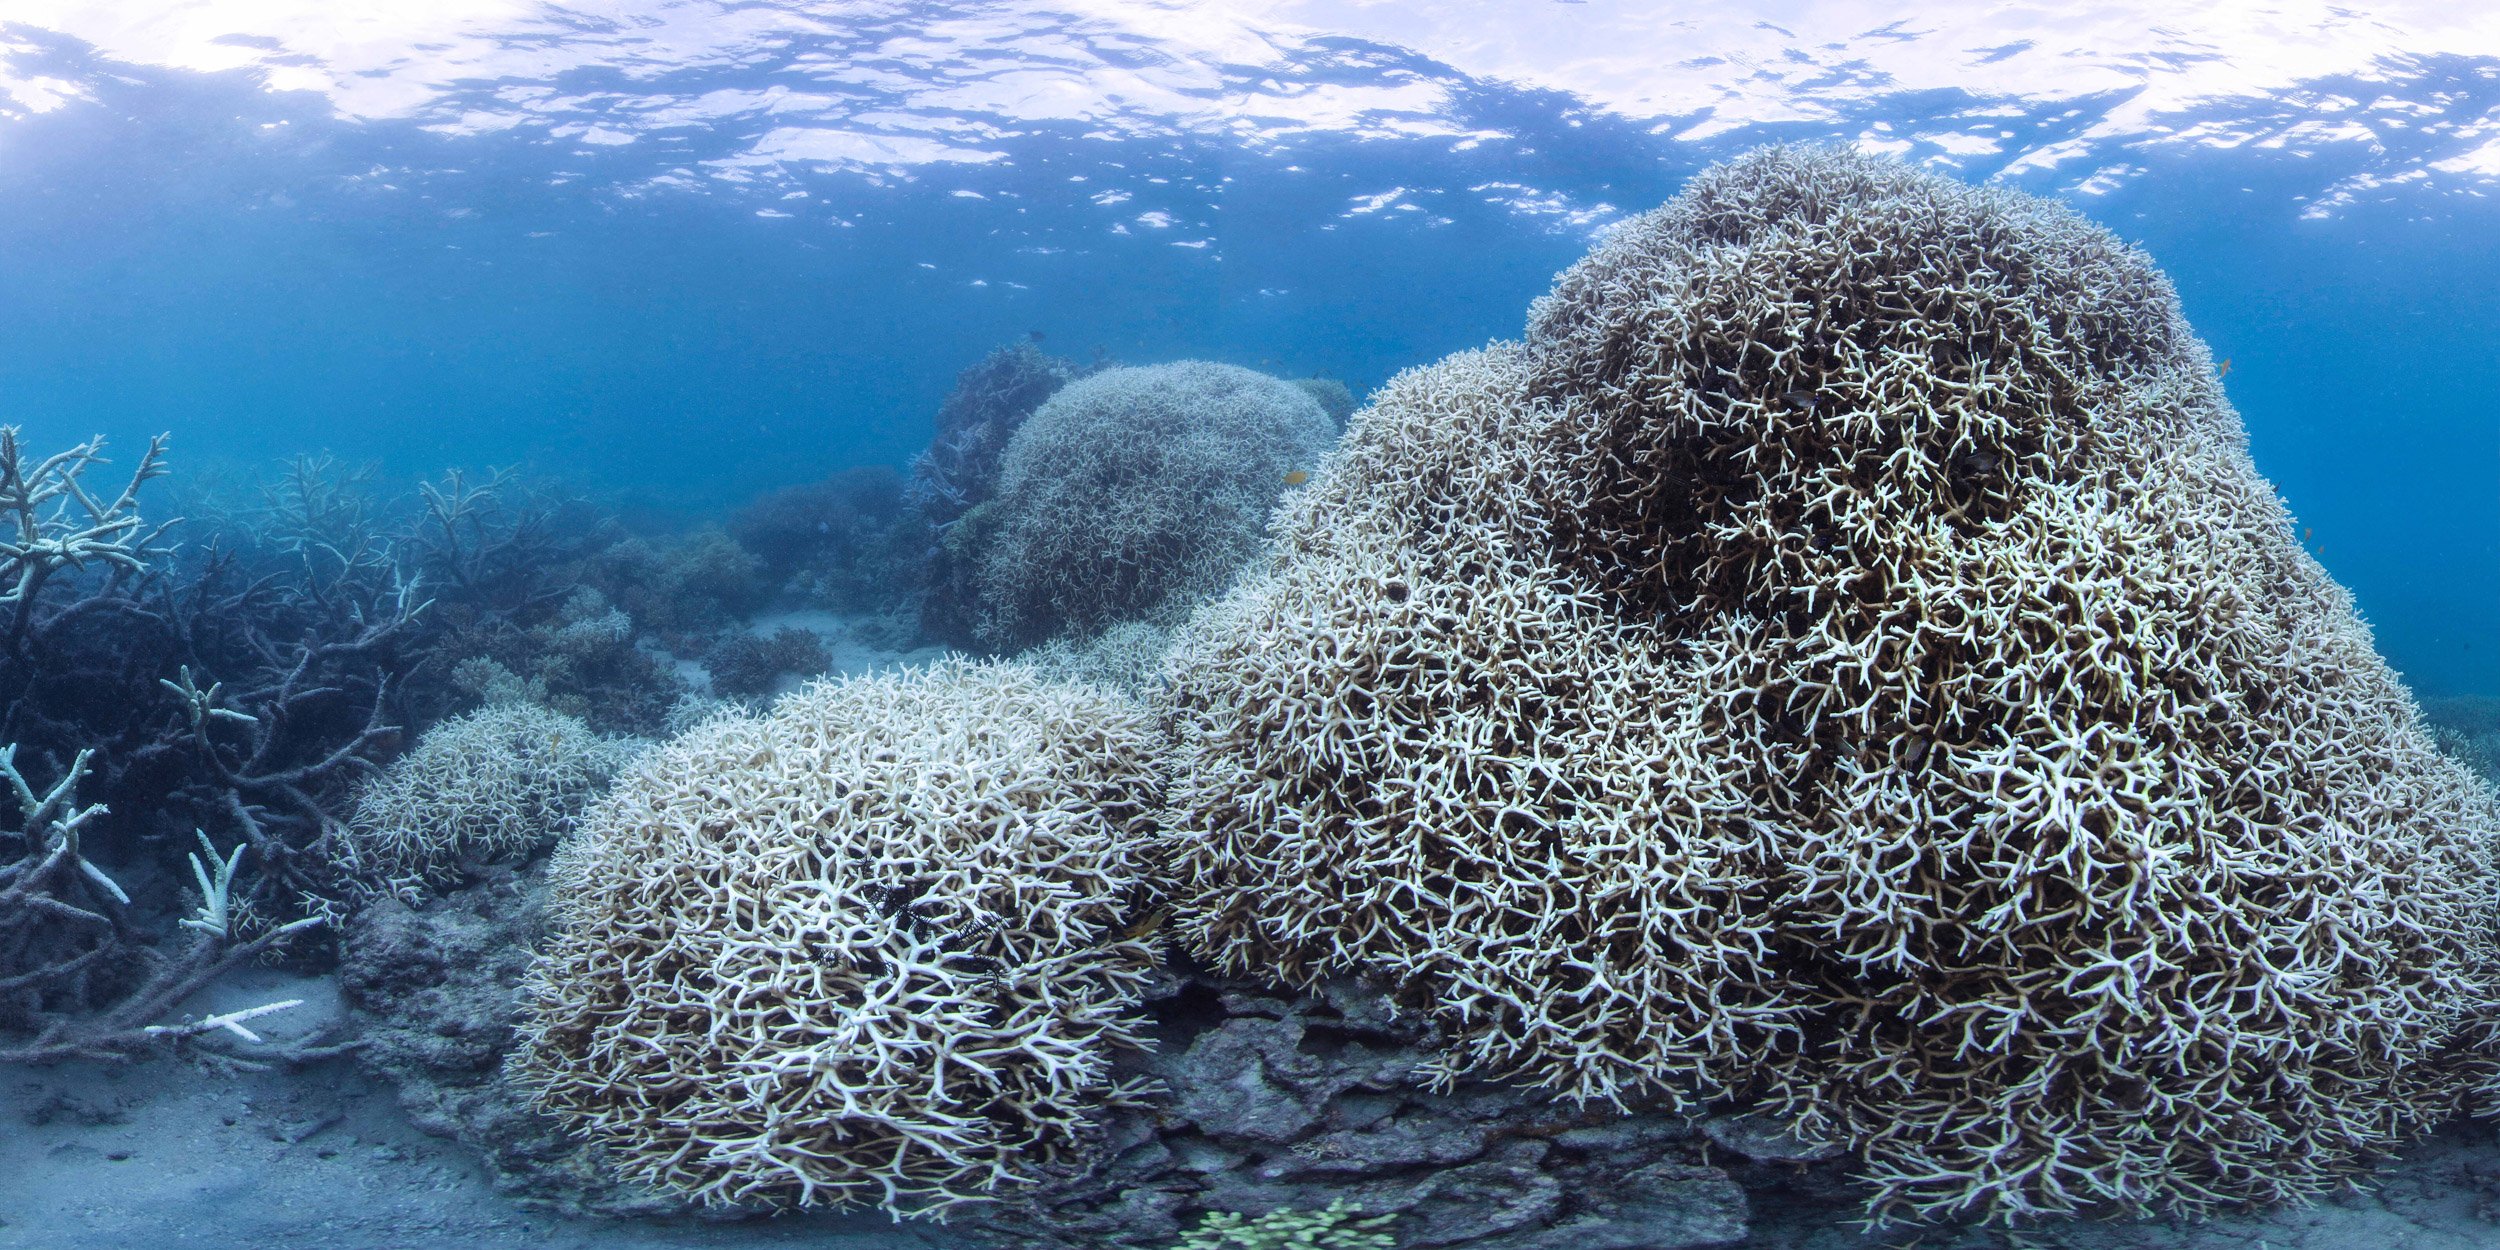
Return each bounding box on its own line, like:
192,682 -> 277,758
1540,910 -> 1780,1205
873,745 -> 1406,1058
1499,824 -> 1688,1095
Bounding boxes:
1153,145 -> 2500,1224
971,360 -> 1336,650
910,342 -> 1089,648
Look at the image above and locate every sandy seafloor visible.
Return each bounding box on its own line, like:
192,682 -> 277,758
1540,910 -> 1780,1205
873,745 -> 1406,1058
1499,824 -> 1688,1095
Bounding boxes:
12,614 -> 2500,1250
16,1021 -> 2500,1250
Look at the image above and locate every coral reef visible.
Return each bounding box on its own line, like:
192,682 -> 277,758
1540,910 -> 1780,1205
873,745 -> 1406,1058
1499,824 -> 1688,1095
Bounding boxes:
512,658 -> 1165,1214
331,702 -> 641,905
909,341 -> 1090,649
589,526 -> 769,645
443,588 -> 689,737
1153,146 -> 2500,1223
972,361 -> 1336,650
701,625 -> 831,701
729,465 -> 915,614
0,431 -> 349,1062
6,441 -> 426,912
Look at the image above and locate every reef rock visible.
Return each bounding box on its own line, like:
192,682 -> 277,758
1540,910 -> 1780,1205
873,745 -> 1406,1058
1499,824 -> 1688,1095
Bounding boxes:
967,968 -> 1749,1250
337,863 -> 684,1218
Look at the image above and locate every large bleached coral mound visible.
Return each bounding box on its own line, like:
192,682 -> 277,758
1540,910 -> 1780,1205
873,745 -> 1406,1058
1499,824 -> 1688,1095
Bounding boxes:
1155,146 -> 2500,1223
972,360 -> 1335,650
512,658 -> 1164,1214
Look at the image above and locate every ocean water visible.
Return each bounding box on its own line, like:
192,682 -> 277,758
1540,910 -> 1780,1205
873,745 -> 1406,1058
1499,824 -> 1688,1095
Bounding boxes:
6,4 -> 2500,1249
6,3 -> 2496,693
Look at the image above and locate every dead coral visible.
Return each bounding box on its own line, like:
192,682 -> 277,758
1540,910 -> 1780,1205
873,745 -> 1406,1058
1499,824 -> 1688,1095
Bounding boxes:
1,745 -> 323,1064
1155,146 -> 2500,1224
513,657 -> 1166,1215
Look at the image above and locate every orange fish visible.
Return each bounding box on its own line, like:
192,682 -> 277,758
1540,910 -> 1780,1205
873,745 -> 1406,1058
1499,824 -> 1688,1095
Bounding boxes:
2217,357 -> 2233,379
1283,469 -> 1311,487
2303,526 -> 2313,542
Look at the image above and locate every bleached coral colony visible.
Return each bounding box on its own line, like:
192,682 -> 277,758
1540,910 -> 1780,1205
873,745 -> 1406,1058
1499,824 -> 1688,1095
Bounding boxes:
1156,146 -> 2500,1221
334,701 -> 642,904
512,659 -> 1165,1211
515,146 -> 2500,1227
972,361 -> 1336,649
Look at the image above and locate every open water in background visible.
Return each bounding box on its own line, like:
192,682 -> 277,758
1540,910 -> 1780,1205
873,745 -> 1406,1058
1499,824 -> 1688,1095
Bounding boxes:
1,1 -> 2496,694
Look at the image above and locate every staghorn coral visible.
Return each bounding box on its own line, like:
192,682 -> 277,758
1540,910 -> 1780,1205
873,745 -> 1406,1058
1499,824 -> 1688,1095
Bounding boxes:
1024,619 -> 1179,700
333,702 -> 642,905
512,657 -> 1166,1215
1154,146 -> 2500,1224
973,361 -> 1336,651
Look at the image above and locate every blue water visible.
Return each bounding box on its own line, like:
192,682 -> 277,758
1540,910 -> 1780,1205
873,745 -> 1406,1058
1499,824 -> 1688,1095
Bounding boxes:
1,2 -> 2496,694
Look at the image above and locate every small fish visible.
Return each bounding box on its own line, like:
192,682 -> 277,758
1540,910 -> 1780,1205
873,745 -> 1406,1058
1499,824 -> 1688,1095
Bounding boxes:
1027,329 -> 1045,342
1283,469 -> 1311,487
2217,357 -> 2233,379
1120,906 -> 1172,941
2303,526 -> 2313,542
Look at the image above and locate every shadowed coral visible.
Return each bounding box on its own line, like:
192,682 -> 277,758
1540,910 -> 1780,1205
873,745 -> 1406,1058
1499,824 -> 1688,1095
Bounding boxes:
702,625 -> 830,700
973,361 -> 1336,650
591,526 -> 768,643
730,465 -> 914,613
333,702 -> 642,905
909,342 -> 1082,525
1154,146 -> 2500,1224
911,343 -> 1089,648
1291,377 -> 1358,427
512,658 -> 1165,1214
1300,375 -> 1360,430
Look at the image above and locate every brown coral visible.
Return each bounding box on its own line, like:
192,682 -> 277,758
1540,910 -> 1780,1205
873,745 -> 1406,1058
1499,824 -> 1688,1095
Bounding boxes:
1154,146 -> 2500,1223
511,658 -> 1165,1214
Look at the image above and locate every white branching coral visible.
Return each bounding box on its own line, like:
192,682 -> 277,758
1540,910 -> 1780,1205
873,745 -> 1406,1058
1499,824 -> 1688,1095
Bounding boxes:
1154,146 -> 2500,1224
512,658 -> 1165,1215
0,426 -> 170,613
334,702 -> 641,904
972,361 -> 1336,650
